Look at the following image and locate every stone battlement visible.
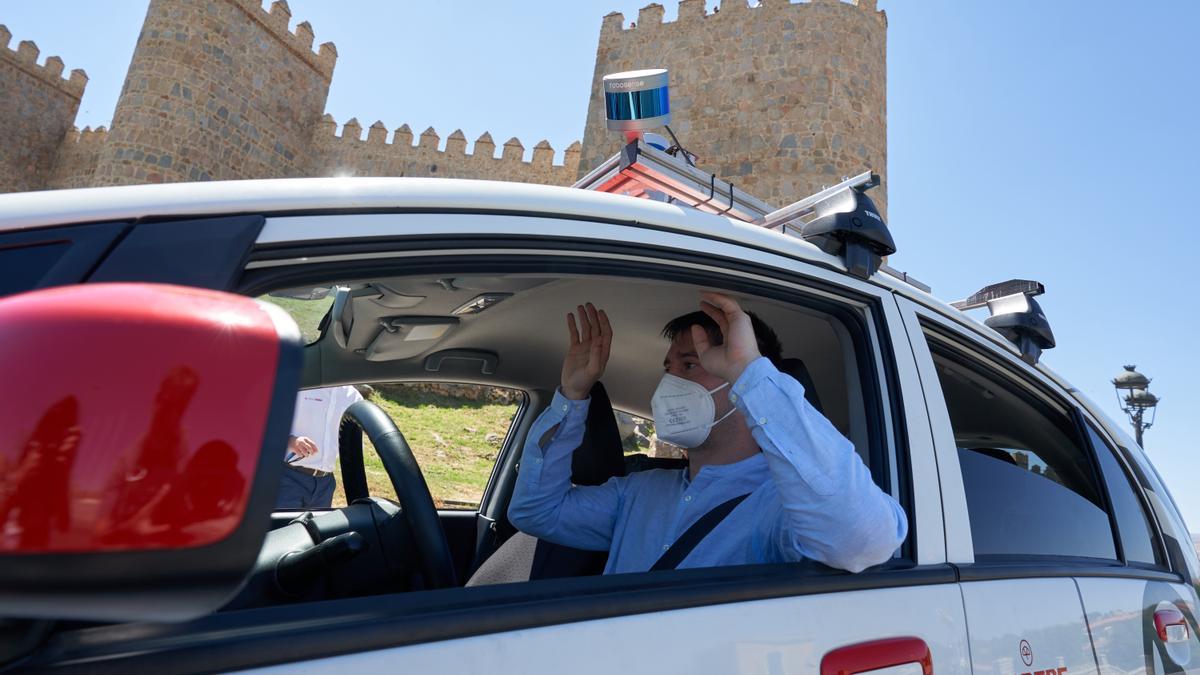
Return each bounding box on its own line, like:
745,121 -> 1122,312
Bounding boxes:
321,115 -> 580,167
604,0 -> 884,34
3,0 -> 885,206
0,25 -> 87,99
226,0 -> 337,80
313,115 -> 581,186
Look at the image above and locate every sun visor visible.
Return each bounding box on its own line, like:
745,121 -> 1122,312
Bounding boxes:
364,316 -> 459,362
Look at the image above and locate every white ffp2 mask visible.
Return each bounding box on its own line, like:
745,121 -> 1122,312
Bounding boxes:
650,374 -> 736,449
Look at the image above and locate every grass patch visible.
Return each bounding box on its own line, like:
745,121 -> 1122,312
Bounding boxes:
259,294 -> 333,344
332,385 -> 521,509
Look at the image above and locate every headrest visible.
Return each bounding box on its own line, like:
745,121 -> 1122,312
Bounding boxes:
779,357 -> 824,415
570,381 -> 626,486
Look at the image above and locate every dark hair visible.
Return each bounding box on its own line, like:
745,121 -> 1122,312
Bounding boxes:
661,310 -> 783,368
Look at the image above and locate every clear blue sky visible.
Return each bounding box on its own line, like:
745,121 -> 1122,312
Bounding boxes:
5,1 -> 1197,528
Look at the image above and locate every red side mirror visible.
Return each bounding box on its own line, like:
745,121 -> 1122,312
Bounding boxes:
0,284 -> 301,621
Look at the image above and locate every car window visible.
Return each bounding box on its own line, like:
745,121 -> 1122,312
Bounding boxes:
258,287 -> 335,345
332,383 -> 523,510
614,408 -> 686,458
1083,420 -> 1164,567
929,346 -> 1118,560
0,242 -> 71,295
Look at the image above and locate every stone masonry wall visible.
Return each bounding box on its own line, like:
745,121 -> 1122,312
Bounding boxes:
2,0 -> 888,207
310,115 -> 582,186
92,0 -> 337,186
48,126 -> 109,189
0,25 -> 87,193
579,0 -> 888,216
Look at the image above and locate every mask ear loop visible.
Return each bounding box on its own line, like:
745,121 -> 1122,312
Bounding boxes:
705,381 -> 736,430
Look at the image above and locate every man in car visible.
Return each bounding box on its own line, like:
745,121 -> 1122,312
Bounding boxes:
508,292 -> 907,574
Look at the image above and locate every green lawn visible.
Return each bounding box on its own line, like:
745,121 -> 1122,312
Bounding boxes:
332,385 -> 521,509
259,294 -> 334,344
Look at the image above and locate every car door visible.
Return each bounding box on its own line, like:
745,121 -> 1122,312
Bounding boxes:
227,210 -> 969,674
16,206 -> 968,673
894,294 -> 1104,675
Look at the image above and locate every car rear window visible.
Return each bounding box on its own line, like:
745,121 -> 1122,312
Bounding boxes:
931,347 -> 1118,561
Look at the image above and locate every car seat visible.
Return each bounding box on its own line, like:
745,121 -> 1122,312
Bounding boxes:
466,381 -> 624,586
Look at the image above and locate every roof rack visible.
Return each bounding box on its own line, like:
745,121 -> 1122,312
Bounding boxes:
573,139 -> 775,223
753,171 -> 878,234
575,139 -> 924,288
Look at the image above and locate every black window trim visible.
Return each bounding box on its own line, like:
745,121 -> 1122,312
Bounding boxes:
1076,413 -> 1171,572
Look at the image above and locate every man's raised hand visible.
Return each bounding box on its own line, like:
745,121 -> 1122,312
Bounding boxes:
561,303 -> 612,400
692,292 -> 761,383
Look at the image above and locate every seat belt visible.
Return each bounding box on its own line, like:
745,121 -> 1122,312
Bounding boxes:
650,493 -> 751,571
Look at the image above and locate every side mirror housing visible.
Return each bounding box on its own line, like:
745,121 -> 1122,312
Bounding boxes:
0,284 -> 301,622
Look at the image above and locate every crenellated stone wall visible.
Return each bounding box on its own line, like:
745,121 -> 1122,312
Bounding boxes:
1,0 -> 888,215
579,0 -> 889,214
309,116 -> 581,186
92,0 -> 336,186
0,25 -> 88,194
48,125 -> 108,189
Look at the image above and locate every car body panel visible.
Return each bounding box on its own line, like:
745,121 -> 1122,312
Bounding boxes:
960,579 -> 1098,675
241,584 -> 971,675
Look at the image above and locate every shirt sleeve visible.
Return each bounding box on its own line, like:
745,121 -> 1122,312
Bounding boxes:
507,390 -> 625,552
731,357 -> 908,572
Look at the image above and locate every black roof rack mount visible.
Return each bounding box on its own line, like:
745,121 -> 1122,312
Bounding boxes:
952,279 -> 1056,366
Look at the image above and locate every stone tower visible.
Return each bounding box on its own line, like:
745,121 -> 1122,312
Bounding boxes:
0,26 -> 87,193
579,0 -> 888,215
1,0 -> 887,205
92,0 -> 337,186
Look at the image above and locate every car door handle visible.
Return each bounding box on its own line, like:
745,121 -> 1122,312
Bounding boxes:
1155,608 -> 1190,644
821,637 -> 933,675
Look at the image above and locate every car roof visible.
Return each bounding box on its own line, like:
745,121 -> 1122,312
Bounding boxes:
3,176 -> 1082,397
0,176 -> 829,261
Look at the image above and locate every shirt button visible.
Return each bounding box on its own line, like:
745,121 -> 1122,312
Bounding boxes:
534,457 -> 543,464
662,544 -> 670,551
684,495 -> 693,502
758,417 -> 767,425
561,404 -> 568,411
730,393 -> 738,402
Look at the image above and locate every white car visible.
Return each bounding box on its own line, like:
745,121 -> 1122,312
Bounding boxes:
0,174 -> 1195,675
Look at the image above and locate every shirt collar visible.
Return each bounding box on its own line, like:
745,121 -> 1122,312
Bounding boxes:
682,452 -> 768,488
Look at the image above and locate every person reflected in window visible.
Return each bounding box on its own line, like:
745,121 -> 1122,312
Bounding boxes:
509,292 -> 907,573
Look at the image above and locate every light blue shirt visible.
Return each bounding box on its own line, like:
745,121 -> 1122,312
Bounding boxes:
508,357 -> 908,574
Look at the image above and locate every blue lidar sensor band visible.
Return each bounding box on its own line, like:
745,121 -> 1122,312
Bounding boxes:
605,86 -> 670,122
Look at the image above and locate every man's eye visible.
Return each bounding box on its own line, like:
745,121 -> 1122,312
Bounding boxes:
684,363 -> 697,370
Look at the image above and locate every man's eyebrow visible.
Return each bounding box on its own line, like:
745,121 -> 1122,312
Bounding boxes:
663,351 -> 699,367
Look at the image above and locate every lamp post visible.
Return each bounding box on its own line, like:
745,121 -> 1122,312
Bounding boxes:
1112,365 -> 1160,448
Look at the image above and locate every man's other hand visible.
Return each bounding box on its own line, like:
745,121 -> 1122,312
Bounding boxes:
561,302 -> 612,400
288,435 -> 319,459
693,292 -> 761,383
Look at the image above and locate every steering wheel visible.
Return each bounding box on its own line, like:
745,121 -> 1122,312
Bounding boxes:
342,400 -> 458,589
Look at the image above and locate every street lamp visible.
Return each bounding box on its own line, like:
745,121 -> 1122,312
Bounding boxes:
1112,365 -> 1160,448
